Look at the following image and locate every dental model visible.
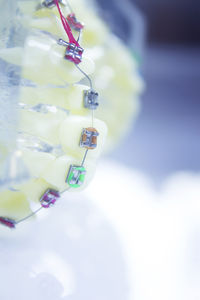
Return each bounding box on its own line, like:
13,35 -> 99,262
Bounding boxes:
0,0 -> 143,228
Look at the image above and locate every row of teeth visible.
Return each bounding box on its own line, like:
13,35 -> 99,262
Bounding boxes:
0,0 -> 108,228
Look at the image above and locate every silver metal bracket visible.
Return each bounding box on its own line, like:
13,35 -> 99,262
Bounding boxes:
83,90 -> 99,110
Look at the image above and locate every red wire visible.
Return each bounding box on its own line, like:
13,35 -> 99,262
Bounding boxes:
54,0 -> 79,46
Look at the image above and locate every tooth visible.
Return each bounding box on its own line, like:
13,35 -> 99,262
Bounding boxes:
34,5 -> 69,19
59,115 -> 107,159
19,178 -> 54,204
0,47 -> 23,66
68,158 -> 97,193
20,84 -> 89,113
30,16 -> 67,41
80,13 -> 109,48
41,155 -> 75,191
41,155 -> 96,192
22,35 -> 94,85
21,149 -> 55,178
0,190 -> 31,220
19,110 -> 66,145
17,1 -> 37,15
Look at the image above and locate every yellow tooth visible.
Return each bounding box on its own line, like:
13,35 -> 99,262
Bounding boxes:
31,16 -> 67,41
19,84 -> 89,114
34,3 -> 69,18
17,1 -> 68,18
19,109 -> 66,145
41,154 -> 96,192
22,35 -> 94,85
0,47 -> 23,66
17,1 -> 37,15
59,115 -> 107,159
81,14 -> 109,48
69,158 -> 97,193
19,178 -> 55,204
41,155 -> 74,191
0,191 -> 31,220
21,149 -> 55,178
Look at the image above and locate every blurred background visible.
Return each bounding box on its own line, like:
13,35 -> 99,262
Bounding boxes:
97,0 -> 200,184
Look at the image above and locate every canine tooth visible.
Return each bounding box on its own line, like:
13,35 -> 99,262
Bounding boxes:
59,116 -> 107,159
23,35 -> 94,85
0,47 -> 23,66
19,110 -> 66,145
0,191 -> 31,220
20,84 -> 89,113
21,149 -> 55,178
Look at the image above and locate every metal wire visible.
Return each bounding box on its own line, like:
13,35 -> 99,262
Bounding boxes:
75,64 -> 93,90
16,207 -> 44,225
7,0 -> 97,228
81,149 -> 89,167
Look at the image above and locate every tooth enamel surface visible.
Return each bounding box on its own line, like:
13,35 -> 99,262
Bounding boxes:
19,110 -> 66,145
21,149 -> 55,178
81,14 -> 109,48
22,35 -> 94,85
69,158 -> 97,193
20,84 -> 89,114
41,155 -> 96,192
59,116 -> 108,159
0,47 -> 23,66
31,16 -> 67,41
41,155 -> 75,191
34,5 -> 69,19
18,1 -> 37,15
0,191 -> 31,220
20,178 -> 54,204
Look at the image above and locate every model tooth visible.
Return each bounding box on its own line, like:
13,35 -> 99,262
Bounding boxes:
31,16 -> 66,41
0,47 -> 23,66
21,149 -> 55,178
20,178 -> 54,204
59,116 -> 107,159
41,154 -> 97,192
18,1 -> 37,15
41,155 -> 75,191
68,158 -> 97,193
20,84 -> 89,114
34,5 -> 69,19
79,12 -> 108,48
22,35 -> 94,85
19,110 -> 66,145
0,191 -> 31,220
